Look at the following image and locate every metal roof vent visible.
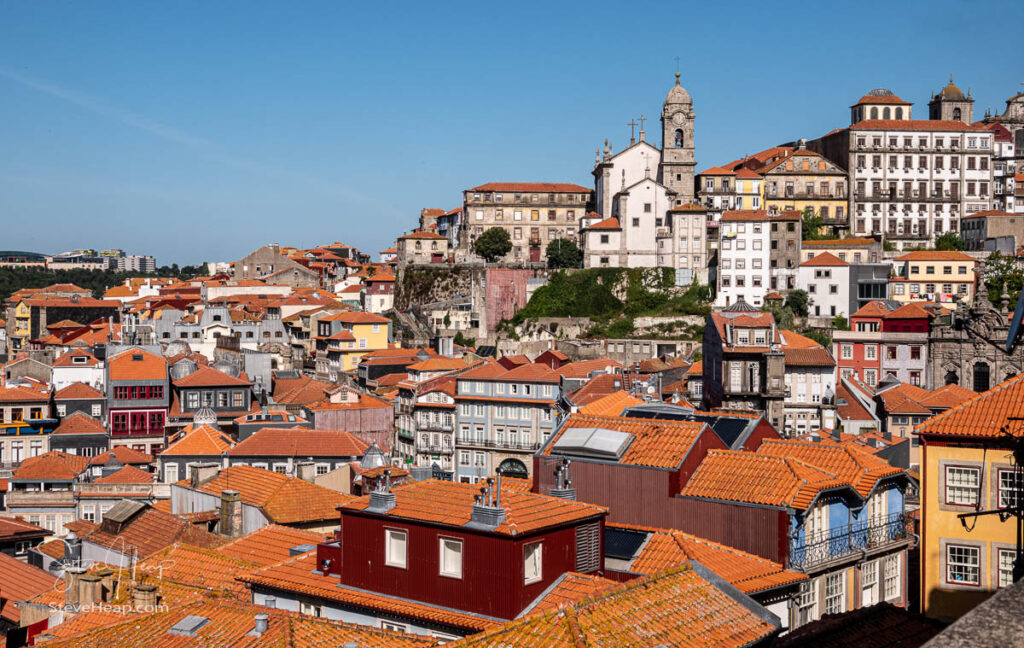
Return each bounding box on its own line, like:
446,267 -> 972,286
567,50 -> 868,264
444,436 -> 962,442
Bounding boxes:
366,469 -> 396,513
167,615 -> 211,637
169,358 -> 198,380
289,544 -> 316,557
193,407 -> 218,427
466,474 -> 507,531
248,613 -> 269,637
549,458 -> 576,500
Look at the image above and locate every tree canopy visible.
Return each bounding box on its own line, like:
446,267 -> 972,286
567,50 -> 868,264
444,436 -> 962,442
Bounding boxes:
546,238 -> 582,269
934,232 -> 965,251
473,228 -> 512,262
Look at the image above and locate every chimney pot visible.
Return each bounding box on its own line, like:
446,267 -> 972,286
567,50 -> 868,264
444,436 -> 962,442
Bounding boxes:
252,613 -> 269,636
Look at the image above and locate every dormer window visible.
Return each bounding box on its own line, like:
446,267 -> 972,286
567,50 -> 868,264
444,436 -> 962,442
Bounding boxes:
72,356 -> 87,365
131,354 -> 142,361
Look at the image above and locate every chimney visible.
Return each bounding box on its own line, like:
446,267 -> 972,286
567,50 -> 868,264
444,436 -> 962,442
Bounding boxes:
295,461 -> 316,482
467,477 -> 507,530
366,469 -> 396,513
220,490 -> 243,538
131,583 -> 158,610
549,459 -> 577,500
249,613 -> 269,637
79,574 -> 102,607
63,566 -> 87,610
189,462 -> 221,488
94,568 -> 117,603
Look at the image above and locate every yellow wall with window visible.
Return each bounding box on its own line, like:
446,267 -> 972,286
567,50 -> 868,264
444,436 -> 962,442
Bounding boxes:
339,322 -> 392,371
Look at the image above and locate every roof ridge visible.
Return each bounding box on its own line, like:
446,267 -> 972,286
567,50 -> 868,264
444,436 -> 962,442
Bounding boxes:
916,372 -> 1015,434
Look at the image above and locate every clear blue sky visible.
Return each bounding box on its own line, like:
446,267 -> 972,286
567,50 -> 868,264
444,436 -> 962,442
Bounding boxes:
1,1 -> 1022,265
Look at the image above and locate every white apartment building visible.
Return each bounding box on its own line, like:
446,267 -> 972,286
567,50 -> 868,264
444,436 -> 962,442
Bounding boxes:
715,212 -> 771,307
796,253 -> 851,320
987,123 -> 1017,213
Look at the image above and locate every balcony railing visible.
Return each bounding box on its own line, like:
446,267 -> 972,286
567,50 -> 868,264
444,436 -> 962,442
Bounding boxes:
788,512 -> 910,571
415,442 -> 454,454
455,437 -> 542,452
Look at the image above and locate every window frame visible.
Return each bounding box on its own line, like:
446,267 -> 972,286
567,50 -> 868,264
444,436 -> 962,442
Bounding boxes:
438,536 -> 463,579
523,541 -> 543,585
944,464 -> 981,507
385,528 -> 408,569
945,543 -> 982,587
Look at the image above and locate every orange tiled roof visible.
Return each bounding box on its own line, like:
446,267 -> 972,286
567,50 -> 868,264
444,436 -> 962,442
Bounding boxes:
13,451 -> 90,480
918,383 -> 976,410
755,439 -> 904,497
162,423 -> 235,456
90,446 -> 153,466
915,371 -> 1023,438
688,360 -> 703,376
407,357 -> 470,372
229,427 -> 368,457
722,209 -> 801,222
107,347 -> 167,382
397,229 -> 447,240
54,381 -> 104,400
851,93 -> 912,106
319,310 -> 391,324
340,479 -> 605,536
172,364 -> 251,387
94,465 -> 154,484
851,118 -> 987,132
680,450 -> 846,510
801,252 -> 848,267
609,522 -> 807,594
38,599 -> 430,648
895,250 -> 976,262
447,563 -> 777,647
0,552 -> 58,623
184,465 -> 353,525
577,391 -> 644,417
51,411 -> 106,436
73,504 -> 224,559
135,543 -> 255,598
543,414 -> 708,469
883,302 -> 933,319
52,349 -> 100,367
238,551 -> 501,633
851,300 -> 893,319
555,357 -> 624,379
217,524 -> 327,567
524,572 -> 618,615
0,384 -> 50,403
587,216 -> 621,230
0,515 -> 47,540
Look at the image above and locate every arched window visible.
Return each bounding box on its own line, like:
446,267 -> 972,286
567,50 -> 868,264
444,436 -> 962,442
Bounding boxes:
973,362 -> 990,393
895,107 -> 903,119
870,107 -> 879,119
674,129 -> 684,148
498,458 -> 528,479
945,370 -> 959,385
883,107 -> 891,119
953,107 -> 961,121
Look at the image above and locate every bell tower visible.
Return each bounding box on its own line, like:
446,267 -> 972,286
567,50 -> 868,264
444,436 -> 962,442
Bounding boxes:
660,71 -> 696,204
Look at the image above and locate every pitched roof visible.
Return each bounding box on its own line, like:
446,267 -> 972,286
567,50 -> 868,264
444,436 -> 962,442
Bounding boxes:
107,347 -> 167,381
721,209 -> 802,222
918,383 -> 977,411
0,515 -> 47,540
52,349 -> 100,367
523,572 -> 618,616
272,375 -> 333,406
228,427 -> 368,457
38,600 -> 430,648
554,357 -> 625,379
54,381 -> 104,400
172,364 -> 251,387
543,414 -> 709,469
755,439 -> 905,497
883,302 -> 933,319
217,524 -> 327,567
895,250 -> 975,262
851,93 -> 912,106
162,423 -> 235,456
13,451 -> 90,480
0,384 -> 50,403
407,357 -> 470,372
239,550 -> 500,633
340,479 -> 605,536
51,411 -> 106,436
608,523 -> 807,594
184,465 -> 353,524
577,391 -> 645,417
0,552 -> 58,623
447,563 -> 778,647
93,465 -> 155,484
850,118 -> 987,131
680,450 -> 846,510
397,229 -> 447,240
73,504 -> 224,559
801,252 -> 848,267
915,371 -> 1024,438
468,182 -> 591,193
90,446 -> 153,466
851,300 -> 895,318
319,310 -> 391,324
587,216 -> 621,230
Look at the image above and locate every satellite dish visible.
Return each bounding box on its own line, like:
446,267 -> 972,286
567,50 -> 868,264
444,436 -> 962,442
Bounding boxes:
1006,291 -> 1024,353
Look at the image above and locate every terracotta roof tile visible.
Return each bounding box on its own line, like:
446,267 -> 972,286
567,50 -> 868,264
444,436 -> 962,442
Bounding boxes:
341,479 -> 605,536
272,375 -> 333,406
0,515 -> 47,540
107,347 -> 167,382
90,446 -> 153,466
217,524 -> 327,567
851,118 -> 987,131
801,252 -> 849,267
162,424 -> 235,456
577,391 -> 644,417
0,552 -> 58,623
543,414 -> 709,469
229,427 -> 368,457
523,572 -> 618,615
722,209 -> 802,222
586,216 -> 621,230
319,311 -> 391,324
918,383 -> 977,410
52,349 -> 100,367
915,371 -> 1024,438
184,465 -> 353,525
755,439 -> 904,497
94,465 -> 154,484
468,182 -> 591,193
51,412 -> 106,436
239,551 -> 501,633
895,250 -> 976,262
0,384 -> 50,403
555,357 -> 624,379
851,94 -> 912,106
54,382 -> 104,400
13,451 -> 90,480
407,357 -> 471,372
73,505 -> 224,559
172,364 -> 251,387
449,563 -> 777,647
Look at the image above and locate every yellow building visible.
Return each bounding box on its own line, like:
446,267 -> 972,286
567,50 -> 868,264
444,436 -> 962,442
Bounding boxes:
917,373 -> 1024,619
761,147 -> 848,236
9,300 -> 32,352
889,250 -> 978,304
314,311 -> 393,381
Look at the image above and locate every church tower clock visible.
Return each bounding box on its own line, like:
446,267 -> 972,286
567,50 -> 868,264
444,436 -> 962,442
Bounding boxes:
660,71 -> 696,204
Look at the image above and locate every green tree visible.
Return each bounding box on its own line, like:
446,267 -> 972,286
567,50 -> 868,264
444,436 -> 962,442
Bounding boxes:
761,301 -> 795,330
934,232 -> 965,251
473,227 -> 512,262
982,251 -> 1024,307
832,314 -> 849,330
785,289 -> 810,317
546,238 -> 582,269
803,329 -> 832,347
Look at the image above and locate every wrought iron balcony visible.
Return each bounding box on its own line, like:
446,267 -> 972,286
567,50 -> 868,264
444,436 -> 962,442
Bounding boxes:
415,442 -> 454,454
788,512 -> 911,571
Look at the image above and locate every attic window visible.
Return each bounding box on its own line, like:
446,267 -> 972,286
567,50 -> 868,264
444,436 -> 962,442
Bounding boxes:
167,615 -> 211,637
131,354 -> 143,361
72,356 -> 87,364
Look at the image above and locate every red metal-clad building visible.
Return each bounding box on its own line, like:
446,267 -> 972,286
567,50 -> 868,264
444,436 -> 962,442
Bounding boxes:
316,478 -> 607,621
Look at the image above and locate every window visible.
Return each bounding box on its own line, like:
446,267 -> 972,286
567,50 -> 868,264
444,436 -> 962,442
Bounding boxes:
385,529 -> 407,568
91,404 -> 102,417
947,544 -> 980,585
524,542 -> 543,584
824,572 -> 845,614
883,554 -> 901,601
381,621 -> 409,633
439,538 -> 463,578
841,344 -> 852,360
299,601 -> 322,617
459,451 -> 470,466
945,466 -> 981,506
998,548 -> 1015,588
796,580 -> 816,626
999,469 -> 1023,509
865,345 -> 877,360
